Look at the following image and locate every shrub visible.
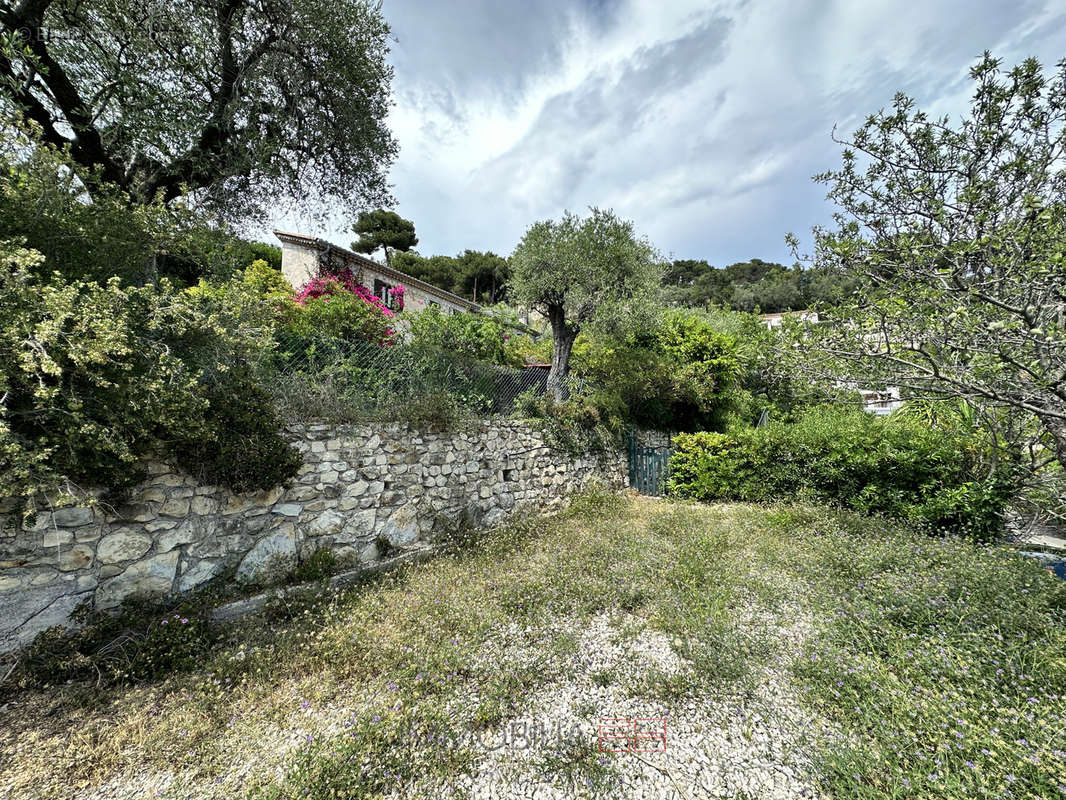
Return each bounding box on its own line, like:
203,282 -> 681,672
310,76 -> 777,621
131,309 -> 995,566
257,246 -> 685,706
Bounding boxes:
0,242 -> 299,507
173,366 -> 303,492
668,407 -> 1014,538
0,133 -> 270,286
287,271 -> 396,345
572,308 -> 744,432
14,597 -> 216,688
408,306 -> 522,366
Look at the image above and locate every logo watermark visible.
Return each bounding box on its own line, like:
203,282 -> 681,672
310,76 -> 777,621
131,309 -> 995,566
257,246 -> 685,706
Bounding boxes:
598,718 -> 668,753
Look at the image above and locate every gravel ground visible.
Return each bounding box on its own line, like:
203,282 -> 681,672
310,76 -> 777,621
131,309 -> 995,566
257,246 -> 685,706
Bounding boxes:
393,580 -> 835,799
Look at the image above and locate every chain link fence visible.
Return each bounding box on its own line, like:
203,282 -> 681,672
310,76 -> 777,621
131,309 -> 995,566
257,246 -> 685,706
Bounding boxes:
254,331 -> 558,423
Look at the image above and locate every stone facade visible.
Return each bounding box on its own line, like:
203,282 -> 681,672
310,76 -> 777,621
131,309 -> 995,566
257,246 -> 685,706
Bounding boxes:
275,230 -> 478,316
0,421 -> 626,653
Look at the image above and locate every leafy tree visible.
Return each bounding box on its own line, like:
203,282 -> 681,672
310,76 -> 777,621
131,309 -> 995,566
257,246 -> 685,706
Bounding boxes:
407,306 -> 519,366
390,248 -> 509,303
1,133 -> 283,285
0,0 -> 397,220
509,208 -> 664,400
573,308 -> 743,431
802,53 -> 1066,506
663,257 -> 854,312
454,250 -> 508,304
351,209 -> 418,267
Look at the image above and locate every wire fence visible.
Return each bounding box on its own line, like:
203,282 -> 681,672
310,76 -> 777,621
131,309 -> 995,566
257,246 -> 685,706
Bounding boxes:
254,331 -> 558,423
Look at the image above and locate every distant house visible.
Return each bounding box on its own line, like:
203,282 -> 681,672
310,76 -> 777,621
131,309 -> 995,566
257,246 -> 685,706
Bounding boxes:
274,230 -> 479,315
758,309 -> 905,416
758,310 -> 820,330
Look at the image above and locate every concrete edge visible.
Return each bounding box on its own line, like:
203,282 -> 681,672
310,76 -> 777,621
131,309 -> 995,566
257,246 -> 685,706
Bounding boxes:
210,545 -> 441,623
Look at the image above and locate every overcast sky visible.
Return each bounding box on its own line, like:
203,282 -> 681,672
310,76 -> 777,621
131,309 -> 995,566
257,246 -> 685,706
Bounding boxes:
274,0 -> 1066,267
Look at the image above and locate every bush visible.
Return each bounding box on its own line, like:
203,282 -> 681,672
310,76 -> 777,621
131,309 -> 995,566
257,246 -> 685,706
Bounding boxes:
0,133 -> 271,286
0,242 -> 299,507
408,306 -> 522,367
173,366 -> 303,492
668,407 -> 1014,538
287,271 -> 396,345
572,308 -> 744,432
14,597 -> 216,688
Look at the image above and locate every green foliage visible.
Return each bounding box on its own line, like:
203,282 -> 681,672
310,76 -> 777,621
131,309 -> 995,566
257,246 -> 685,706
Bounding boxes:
391,391 -> 461,429
509,207 -> 665,399
805,53 -> 1066,488
519,394 -> 622,457
407,306 -> 521,367
173,366 -> 303,493
393,249 -> 510,304
0,136 -> 283,285
14,598 -> 216,688
1,0 -> 397,220
668,407 -> 1014,538
284,289 -> 395,346
572,308 -> 744,432
351,209 -> 418,265
0,242 -> 299,505
290,549 -> 340,584
239,259 -> 293,300
664,257 -> 855,312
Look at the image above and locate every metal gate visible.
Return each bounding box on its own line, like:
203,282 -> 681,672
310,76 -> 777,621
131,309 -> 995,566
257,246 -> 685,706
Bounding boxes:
628,434 -> 672,496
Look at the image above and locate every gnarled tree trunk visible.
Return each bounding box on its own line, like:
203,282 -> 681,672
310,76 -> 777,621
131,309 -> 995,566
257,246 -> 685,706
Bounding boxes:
547,305 -> 578,403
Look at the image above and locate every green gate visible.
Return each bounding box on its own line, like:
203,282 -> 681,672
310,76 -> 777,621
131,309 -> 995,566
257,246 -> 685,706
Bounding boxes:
628,434 -> 672,496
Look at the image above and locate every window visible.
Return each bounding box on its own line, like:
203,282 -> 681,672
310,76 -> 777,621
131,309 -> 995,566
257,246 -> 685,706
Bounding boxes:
373,278 -> 402,311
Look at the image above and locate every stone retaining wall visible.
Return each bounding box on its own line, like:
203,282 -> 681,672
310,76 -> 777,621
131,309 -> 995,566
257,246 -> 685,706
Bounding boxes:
0,421 -> 627,653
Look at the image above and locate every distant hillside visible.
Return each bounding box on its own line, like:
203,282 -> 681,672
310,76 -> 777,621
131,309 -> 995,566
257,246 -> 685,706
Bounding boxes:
664,258 -> 856,313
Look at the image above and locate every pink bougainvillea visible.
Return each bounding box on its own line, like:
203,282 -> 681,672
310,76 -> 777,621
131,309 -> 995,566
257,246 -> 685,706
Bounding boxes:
295,269 -> 397,319
292,271 -> 409,345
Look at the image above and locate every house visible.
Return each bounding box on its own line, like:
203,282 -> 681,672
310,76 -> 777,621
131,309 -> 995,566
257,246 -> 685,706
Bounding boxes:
759,308 -> 905,416
274,230 -> 480,315
758,310 -> 820,330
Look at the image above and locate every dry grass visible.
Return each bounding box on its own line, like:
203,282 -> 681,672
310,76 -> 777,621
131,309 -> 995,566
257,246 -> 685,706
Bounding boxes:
1,493 -> 1061,800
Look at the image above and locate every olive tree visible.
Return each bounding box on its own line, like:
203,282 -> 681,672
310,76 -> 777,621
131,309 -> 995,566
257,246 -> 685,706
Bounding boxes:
509,208 -> 663,401
0,0 -> 397,220
800,54 -> 1066,510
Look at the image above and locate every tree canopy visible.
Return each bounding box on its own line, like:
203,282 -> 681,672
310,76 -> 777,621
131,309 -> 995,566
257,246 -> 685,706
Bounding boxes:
804,53 -> 1066,504
509,207 -> 663,400
392,249 -> 509,304
351,209 -> 418,267
664,258 -> 855,312
0,0 -> 397,220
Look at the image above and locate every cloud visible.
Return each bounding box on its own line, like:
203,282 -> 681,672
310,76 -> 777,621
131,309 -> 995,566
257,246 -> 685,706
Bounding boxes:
270,0 -> 1066,268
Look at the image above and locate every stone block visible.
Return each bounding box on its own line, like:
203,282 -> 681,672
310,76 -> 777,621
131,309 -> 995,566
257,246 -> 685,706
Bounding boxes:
158,519 -> 201,552
96,550 -> 179,609
305,510 -> 345,537
57,544 -> 94,571
41,529 -> 73,548
97,530 -> 153,564
189,496 -> 217,515
272,503 -> 302,517
236,524 -> 297,583
52,507 -> 94,527
159,498 -> 190,517
380,505 -> 418,547
178,559 -> 224,592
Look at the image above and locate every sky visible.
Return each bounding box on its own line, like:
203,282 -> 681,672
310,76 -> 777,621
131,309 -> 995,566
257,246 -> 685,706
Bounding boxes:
272,0 -> 1066,267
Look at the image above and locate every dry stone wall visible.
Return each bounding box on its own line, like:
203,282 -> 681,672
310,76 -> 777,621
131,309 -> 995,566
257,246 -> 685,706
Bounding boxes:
0,421 -> 627,653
